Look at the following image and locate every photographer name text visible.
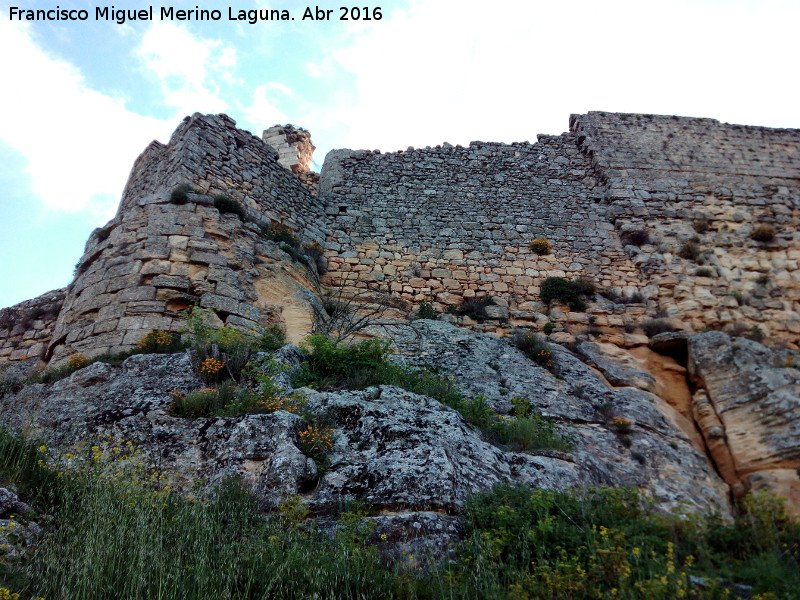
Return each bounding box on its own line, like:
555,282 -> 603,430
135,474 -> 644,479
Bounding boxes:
8,5 -> 383,24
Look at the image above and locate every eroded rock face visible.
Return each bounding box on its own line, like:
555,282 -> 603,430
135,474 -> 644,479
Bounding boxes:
688,331 -> 800,514
390,321 -> 730,515
304,386 -> 582,512
0,322 -> 732,522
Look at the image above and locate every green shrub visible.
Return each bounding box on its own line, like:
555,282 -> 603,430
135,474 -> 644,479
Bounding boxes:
513,331 -> 558,375
413,302 -> 439,320
450,296 -> 496,322
95,226 -> 112,242
695,267 -> 713,277
293,335 -> 392,390
542,322 -> 555,335
169,183 -> 195,205
677,240 -> 701,261
539,277 -> 594,312
620,229 -> 651,247
213,195 -> 247,220
261,222 -> 300,247
183,307 -> 285,382
750,225 -> 776,242
745,325 -> 765,343
491,410 -> 572,452
168,382 -> 248,418
0,375 -> 23,398
135,329 -> 185,353
529,238 -> 552,255
643,319 -> 675,337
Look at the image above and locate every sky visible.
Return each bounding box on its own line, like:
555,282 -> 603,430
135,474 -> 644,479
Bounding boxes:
0,0 -> 798,309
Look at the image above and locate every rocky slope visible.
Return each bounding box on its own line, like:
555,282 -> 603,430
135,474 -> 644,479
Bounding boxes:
4,320 -> 770,551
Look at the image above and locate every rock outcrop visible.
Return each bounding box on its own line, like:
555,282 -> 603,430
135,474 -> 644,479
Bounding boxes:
689,332 -> 800,514
0,322 -> 732,523
0,110 -> 798,537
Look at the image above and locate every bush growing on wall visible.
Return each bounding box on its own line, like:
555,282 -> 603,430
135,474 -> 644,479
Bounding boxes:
529,238 -> 552,255
213,195 -> 247,220
750,225 -> 776,242
539,277 -> 595,312
169,183 -> 195,205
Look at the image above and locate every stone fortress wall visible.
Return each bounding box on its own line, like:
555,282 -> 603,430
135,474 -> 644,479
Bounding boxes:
319,133 -> 647,330
45,113 -> 326,364
0,110 -> 798,367
320,112 -> 800,345
572,112 -> 800,340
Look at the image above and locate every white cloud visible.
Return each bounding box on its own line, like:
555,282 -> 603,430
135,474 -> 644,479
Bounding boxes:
0,20 -> 172,216
137,22 -> 235,117
327,0 -> 800,152
240,83 -> 295,132
304,61 -> 324,78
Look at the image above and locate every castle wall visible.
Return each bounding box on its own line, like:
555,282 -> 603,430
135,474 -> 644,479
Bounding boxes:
0,289 -> 65,367
319,134 -> 650,330
46,114 -> 325,364
573,112 -> 800,344
2,110 -> 799,367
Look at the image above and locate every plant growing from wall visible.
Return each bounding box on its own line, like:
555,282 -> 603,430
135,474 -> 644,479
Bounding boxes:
620,229 -> 651,247
750,225 -> 776,242
642,319 -> 676,337
539,277 -> 595,312
450,296 -> 496,322
169,183 -> 196,205
677,240 -> 701,261
213,195 -> 247,220
413,302 -> 439,320
529,238 -> 552,255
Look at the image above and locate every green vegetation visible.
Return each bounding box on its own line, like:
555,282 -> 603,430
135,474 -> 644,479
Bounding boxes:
513,331 -> 559,375
750,224 -> 776,242
643,318 -> 676,337
162,308 -> 290,417
677,240 -> 701,261
292,335 -> 571,451
213,194 -> 247,220
1,428 -> 796,600
539,277 -> 595,312
413,302 -> 439,320
260,222 -> 327,275
0,430 -> 396,600
529,238 -> 552,256
490,397 -> 572,452
1,330 -> 189,394
169,183 -> 196,205
449,296 -> 496,322
695,267 -> 713,277
620,229 -> 651,247
184,307 -> 285,383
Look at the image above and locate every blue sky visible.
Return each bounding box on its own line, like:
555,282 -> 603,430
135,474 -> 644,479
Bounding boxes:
1,0 -> 798,309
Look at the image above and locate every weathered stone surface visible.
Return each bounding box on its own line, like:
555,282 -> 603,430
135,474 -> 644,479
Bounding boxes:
688,331 -> 800,514
577,341 -> 657,392
304,386 -> 582,512
390,321 -> 730,515
0,322 -> 732,521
